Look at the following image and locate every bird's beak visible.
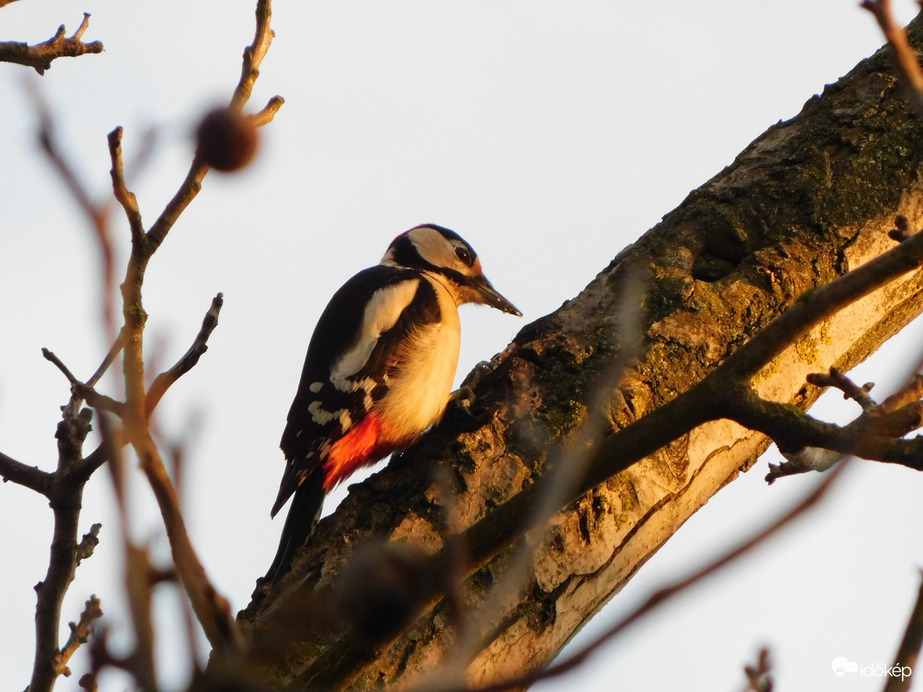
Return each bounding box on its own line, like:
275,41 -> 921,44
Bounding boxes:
471,274 -> 522,316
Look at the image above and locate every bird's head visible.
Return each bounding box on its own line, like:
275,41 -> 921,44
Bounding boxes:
381,224 -> 522,316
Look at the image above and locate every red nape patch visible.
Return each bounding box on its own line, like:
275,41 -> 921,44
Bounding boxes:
323,415 -> 382,491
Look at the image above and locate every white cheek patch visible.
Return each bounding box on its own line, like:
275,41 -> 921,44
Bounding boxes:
332,279 -> 420,379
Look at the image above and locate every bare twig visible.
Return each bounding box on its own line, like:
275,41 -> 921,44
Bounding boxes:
750,363 -> 923,482
0,14 -> 103,74
230,0 -> 276,112
41,348 -> 79,385
107,127 -> 144,246
32,94 -> 118,334
882,572 -> 923,692
134,434 -> 244,653
742,647 -> 773,692
806,367 -> 876,412
880,373 -> 923,413
0,450 -> 52,495
145,0 -> 281,252
86,329 -> 126,388
250,95 -> 286,127
55,596 -> 103,677
146,293 -> 224,416
103,3 -> 281,655
18,0 -> 279,682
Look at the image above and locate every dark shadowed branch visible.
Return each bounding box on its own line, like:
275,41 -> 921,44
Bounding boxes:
883,572 -> 923,692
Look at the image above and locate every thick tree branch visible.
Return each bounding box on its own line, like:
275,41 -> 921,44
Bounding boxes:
0,14 -> 102,75
456,463 -> 846,692
238,13 -> 923,688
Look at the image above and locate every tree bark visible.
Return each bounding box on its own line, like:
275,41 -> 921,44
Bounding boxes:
237,17 -> 923,691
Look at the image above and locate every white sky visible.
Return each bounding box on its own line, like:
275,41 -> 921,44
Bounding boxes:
2,2 -> 923,691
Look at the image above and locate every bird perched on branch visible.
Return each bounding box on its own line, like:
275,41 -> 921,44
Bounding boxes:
265,224 -> 521,582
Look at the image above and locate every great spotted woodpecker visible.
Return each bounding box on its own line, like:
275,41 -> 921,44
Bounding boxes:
265,224 -> 521,581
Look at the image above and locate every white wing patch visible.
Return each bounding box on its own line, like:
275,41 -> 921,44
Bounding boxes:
331,279 -> 420,380
306,402 -> 354,432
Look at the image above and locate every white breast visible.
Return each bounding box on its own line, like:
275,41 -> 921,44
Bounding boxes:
375,273 -> 461,443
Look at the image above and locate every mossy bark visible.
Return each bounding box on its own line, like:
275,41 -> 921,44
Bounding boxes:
236,17 -> 923,691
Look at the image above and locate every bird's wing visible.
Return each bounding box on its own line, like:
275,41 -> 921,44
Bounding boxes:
271,265 -> 440,517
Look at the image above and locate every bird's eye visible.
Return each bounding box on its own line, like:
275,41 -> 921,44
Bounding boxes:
455,246 -> 473,266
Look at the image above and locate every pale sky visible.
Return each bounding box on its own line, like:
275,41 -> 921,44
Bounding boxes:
2,2 -> 923,690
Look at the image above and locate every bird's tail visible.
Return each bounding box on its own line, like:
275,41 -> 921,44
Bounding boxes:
264,471 -> 326,583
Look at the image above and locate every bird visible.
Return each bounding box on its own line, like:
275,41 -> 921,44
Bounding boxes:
264,224 -> 521,582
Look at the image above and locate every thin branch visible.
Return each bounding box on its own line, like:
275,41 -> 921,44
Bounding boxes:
71,383 -> 126,417
806,367 -> 876,413
74,443 -> 110,482
32,93 -> 117,334
43,347 -> 127,416
55,595 -> 103,678
98,413 -> 157,689
250,95 -> 285,127
0,14 -> 103,75
145,293 -> 224,417
146,0 -> 280,253
0,450 -> 52,495
134,434 -> 244,653
230,0 -> 276,112
87,329 -> 126,388
862,0 -> 923,117
742,647 -> 773,692
42,348 -> 79,385
882,572 -> 923,692
107,127 -> 144,247
880,373 -> 923,413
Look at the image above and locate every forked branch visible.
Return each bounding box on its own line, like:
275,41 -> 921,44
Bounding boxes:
0,14 -> 102,74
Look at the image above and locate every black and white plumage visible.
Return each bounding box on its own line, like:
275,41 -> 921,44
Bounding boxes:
264,224 -> 521,582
